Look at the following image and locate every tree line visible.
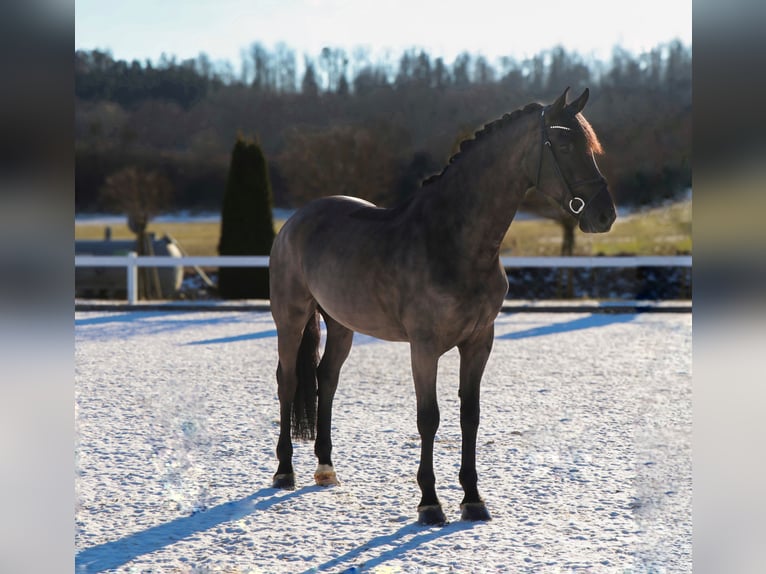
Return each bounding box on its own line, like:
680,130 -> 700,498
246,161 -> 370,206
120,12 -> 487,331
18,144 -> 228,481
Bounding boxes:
75,40 -> 691,213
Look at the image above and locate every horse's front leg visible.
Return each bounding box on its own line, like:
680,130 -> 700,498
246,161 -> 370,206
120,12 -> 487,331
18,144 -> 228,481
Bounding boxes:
457,326 -> 494,521
410,343 -> 445,525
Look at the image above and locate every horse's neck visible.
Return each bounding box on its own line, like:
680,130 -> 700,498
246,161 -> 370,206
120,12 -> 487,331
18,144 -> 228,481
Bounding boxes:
414,118 -> 534,265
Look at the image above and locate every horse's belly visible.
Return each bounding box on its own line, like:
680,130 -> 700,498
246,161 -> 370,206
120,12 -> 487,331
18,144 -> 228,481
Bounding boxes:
310,283 -> 408,342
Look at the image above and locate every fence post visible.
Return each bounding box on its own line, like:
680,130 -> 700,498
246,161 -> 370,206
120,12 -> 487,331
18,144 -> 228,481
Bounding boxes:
127,251 -> 138,304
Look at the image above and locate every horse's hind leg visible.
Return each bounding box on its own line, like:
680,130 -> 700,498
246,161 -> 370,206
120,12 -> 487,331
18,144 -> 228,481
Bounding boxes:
314,311 -> 353,486
272,302 -> 318,489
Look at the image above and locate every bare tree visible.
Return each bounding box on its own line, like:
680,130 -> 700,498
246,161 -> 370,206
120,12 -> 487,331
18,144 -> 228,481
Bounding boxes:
273,43 -> 297,93
318,47 -> 348,93
301,57 -> 320,98
99,167 -> 174,298
278,125 -> 399,207
250,43 -> 274,92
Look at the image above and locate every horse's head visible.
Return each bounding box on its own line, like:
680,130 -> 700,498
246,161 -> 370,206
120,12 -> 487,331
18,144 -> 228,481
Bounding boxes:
533,87 -> 616,233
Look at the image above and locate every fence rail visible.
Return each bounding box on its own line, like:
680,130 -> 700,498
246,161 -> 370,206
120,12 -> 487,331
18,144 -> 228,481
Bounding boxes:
75,254 -> 692,304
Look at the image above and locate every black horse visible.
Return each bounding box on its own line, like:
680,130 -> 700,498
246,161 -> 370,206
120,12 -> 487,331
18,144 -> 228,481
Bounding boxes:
268,88 -> 616,524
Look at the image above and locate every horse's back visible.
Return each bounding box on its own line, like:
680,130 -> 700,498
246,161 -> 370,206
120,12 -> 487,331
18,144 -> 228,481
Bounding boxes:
271,196 -> 387,269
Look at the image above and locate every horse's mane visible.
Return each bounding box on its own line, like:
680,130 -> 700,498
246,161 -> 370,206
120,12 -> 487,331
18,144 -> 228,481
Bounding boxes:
421,101 -> 604,188
421,102 -> 543,188
349,99 -> 602,220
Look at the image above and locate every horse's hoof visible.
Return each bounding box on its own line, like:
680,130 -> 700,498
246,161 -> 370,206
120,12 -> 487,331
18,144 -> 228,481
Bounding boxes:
272,472 -> 296,490
460,502 -> 492,521
417,504 -> 447,526
314,464 -> 340,486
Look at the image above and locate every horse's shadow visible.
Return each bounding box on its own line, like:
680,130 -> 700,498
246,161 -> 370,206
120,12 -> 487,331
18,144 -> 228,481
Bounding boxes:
301,520 -> 477,573
185,328 -> 278,345
75,486 -> 305,572
497,312 -> 636,340
75,487 -> 475,573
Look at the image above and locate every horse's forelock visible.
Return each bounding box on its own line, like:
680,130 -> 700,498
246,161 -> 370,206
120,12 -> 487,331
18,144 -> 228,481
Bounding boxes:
575,113 -> 604,155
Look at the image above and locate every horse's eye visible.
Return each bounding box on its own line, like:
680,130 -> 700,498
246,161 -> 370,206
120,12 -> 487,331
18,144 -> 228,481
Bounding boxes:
558,142 -> 573,154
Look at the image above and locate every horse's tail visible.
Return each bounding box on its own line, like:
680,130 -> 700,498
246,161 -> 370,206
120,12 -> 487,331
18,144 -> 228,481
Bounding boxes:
292,310 -> 320,441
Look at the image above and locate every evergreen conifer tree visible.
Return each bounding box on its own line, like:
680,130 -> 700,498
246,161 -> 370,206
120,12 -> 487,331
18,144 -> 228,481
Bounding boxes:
217,136 -> 275,299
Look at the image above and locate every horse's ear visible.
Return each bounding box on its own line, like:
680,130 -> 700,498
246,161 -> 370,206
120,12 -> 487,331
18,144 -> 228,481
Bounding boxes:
548,87 -> 570,117
565,88 -> 589,115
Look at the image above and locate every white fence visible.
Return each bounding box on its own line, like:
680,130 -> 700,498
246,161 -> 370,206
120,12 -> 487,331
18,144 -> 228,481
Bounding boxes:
74,254 -> 692,305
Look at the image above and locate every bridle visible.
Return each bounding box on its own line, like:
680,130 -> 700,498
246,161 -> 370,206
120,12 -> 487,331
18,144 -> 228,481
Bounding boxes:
535,108 -> 607,215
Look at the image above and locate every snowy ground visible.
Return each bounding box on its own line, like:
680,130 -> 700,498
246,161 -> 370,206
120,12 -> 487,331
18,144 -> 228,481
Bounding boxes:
75,310 -> 691,573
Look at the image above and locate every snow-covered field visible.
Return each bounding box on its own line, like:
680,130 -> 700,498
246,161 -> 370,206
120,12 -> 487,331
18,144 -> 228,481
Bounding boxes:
75,310 -> 691,573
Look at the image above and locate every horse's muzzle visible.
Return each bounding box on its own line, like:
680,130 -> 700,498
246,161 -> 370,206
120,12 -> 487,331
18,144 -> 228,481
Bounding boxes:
578,187 -> 616,233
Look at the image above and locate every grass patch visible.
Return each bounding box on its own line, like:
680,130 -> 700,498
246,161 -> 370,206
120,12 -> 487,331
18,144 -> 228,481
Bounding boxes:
75,220 -> 289,256
501,200 -> 691,256
75,221 -> 223,256
76,201 -> 691,257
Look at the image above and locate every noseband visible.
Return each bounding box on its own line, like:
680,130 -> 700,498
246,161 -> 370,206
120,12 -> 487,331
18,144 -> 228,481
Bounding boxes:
535,109 -> 606,215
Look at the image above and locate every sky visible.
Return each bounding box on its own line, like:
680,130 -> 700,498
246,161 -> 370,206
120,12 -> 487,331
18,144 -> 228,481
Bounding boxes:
75,0 -> 691,70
